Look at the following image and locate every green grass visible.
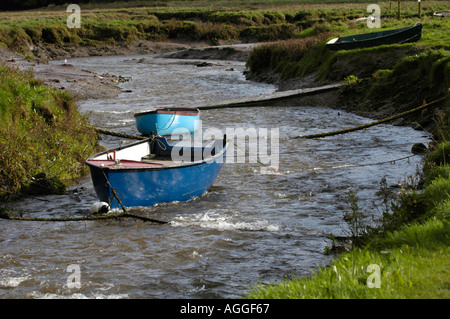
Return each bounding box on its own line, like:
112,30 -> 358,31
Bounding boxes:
0,64 -> 102,199
248,218 -> 450,298
1,1 -> 449,54
33,0 -> 413,11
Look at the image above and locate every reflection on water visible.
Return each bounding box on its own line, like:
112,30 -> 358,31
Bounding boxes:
0,53 -> 429,298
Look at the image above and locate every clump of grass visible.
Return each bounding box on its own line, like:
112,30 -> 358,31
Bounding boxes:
424,164 -> 450,186
343,74 -> 361,86
0,27 -> 33,56
423,174 -> 450,210
426,141 -> 450,170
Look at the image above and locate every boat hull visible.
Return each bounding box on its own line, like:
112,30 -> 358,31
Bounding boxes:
134,108 -> 200,136
326,23 -> 422,51
433,11 -> 450,17
86,137 -> 227,208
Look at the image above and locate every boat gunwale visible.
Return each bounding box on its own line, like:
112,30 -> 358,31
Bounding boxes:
85,159 -> 165,170
134,107 -> 200,118
85,137 -> 228,172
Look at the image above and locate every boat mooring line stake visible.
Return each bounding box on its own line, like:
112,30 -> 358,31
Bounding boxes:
296,93 -> 448,139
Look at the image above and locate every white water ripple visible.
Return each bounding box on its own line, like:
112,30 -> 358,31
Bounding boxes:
171,210 -> 280,232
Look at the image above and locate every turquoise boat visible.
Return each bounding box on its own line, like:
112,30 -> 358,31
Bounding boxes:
326,22 -> 422,51
134,108 -> 200,136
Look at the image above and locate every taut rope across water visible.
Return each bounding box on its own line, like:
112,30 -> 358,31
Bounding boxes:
296,92 -> 448,139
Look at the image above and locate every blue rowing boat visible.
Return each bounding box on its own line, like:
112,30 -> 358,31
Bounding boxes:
86,136 -> 227,208
134,108 -> 200,136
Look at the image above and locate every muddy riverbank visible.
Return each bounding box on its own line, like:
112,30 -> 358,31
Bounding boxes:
1,40 -> 257,101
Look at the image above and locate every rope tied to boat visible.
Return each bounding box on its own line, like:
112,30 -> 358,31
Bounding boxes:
94,127 -> 146,140
93,128 -> 168,151
0,211 -> 166,223
150,134 -> 168,151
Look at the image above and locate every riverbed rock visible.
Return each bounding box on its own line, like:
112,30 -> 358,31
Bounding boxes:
197,61 -> 213,67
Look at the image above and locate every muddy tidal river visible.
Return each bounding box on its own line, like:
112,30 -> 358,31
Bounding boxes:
0,53 -> 430,298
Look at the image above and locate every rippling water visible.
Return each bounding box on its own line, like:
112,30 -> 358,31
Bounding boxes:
0,53 -> 430,298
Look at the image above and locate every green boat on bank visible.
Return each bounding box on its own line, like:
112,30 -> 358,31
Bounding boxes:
326,22 -> 422,51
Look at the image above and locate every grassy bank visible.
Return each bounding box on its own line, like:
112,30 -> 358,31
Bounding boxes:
1,1 -> 449,58
0,64 -> 101,200
246,14 -> 449,131
248,221 -> 450,298
0,5 -> 342,54
246,16 -> 450,81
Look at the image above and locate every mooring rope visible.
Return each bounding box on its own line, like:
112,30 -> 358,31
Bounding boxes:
296,92 -> 448,139
0,212 -> 162,223
0,200 -> 168,224
312,154 -> 416,172
94,127 -> 147,140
